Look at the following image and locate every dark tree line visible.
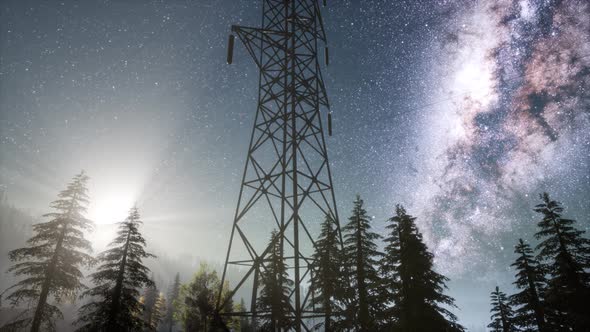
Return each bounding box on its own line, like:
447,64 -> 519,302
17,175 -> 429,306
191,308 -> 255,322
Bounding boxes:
488,193 -> 590,332
0,166 -> 508,332
3,173 -> 587,332
250,195 -> 464,332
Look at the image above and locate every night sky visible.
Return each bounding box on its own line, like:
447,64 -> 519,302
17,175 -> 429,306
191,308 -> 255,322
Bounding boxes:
1,0 -> 589,329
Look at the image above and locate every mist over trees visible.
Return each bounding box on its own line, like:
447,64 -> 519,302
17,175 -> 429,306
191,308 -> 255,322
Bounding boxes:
163,273 -> 181,332
142,287 -> 166,331
0,192 -> 36,305
0,191 -> 35,285
75,206 -> 155,331
2,172 -> 94,332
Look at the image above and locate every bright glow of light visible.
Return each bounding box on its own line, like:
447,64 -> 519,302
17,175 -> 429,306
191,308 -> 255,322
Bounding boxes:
88,191 -> 136,225
519,0 -> 535,21
454,60 -> 496,106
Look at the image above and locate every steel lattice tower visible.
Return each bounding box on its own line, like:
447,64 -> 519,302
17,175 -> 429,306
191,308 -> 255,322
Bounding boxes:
217,0 -> 340,330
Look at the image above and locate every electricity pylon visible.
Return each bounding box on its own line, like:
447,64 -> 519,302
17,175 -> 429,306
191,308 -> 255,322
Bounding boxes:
217,0 -> 340,331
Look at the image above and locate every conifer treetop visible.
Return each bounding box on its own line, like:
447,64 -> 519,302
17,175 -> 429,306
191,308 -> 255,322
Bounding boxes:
488,286 -> 516,332
532,192 -> 590,330
534,192 -> 590,266
3,171 -> 94,332
75,205 -> 155,332
380,204 -> 463,331
509,238 -> 547,332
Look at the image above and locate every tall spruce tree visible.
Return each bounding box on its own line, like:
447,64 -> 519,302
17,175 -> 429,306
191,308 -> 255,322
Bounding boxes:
256,230 -> 293,331
308,214 -> 343,331
75,206 -> 155,331
509,239 -> 547,332
488,286 -> 516,332
341,195 -> 382,331
379,205 -> 464,331
534,192 -> 590,331
2,171 -> 94,332
164,272 -> 181,332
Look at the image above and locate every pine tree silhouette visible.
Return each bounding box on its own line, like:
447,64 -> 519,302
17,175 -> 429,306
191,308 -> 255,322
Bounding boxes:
75,206 -> 156,331
488,286 -> 516,332
379,205 -> 464,331
340,195 -> 382,331
256,230 -> 294,331
533,192 -> 590,331
509,238 -> 547,332
164,272 -> 181,332
308,214 -> 343,330
2,171 -> 94,332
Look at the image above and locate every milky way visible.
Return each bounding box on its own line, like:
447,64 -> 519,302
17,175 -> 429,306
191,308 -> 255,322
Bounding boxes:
408,0 -> 590,275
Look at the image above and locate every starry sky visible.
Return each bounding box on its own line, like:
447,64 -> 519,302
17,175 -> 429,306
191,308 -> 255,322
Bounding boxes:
1,0 -> 589,329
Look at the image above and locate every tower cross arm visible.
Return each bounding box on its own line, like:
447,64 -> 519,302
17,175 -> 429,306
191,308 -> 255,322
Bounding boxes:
230,25 -> 291,69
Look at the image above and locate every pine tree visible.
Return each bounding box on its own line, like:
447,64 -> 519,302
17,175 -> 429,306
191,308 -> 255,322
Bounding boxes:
236,298 -> 252,332
75,206 -> 156,331
142,283 -> 159,331
534,193 -> 590,331
379,205 -> 464,331
256,230 -> 294,331
488,286 -> 516,332
164,272 -> 181,332
147,292 -> 166,331
308,214 -> 343,331
340,195 -> 382,331
509,238 -> 547,332
2,171 -> 94,332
